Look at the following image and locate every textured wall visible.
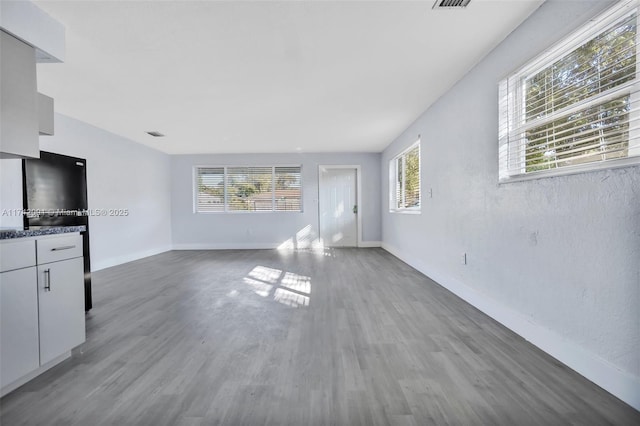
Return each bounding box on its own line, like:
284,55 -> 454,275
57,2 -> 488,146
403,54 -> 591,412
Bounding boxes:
171,152 -> 381,248
381,0 -> 639,406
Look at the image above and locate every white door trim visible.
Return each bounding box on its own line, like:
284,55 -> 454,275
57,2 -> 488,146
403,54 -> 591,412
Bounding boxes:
318,165 -> 363,248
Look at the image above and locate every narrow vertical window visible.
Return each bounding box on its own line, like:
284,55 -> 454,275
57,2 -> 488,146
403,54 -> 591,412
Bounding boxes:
390,141 -> 421,212
196,167 -> 225,212
274,167 -> 302,211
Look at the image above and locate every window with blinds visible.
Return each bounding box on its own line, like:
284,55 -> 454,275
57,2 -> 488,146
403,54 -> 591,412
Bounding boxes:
196,167 -> 225,212
194,166 -> 302,213
275,166 -> 302,211
390,141 -> 420,212
499,0 -> 640,181
227,167 -> 273,211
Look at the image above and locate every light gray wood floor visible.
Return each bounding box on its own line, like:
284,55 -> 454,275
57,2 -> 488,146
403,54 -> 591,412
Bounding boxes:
1,248 -> 638,425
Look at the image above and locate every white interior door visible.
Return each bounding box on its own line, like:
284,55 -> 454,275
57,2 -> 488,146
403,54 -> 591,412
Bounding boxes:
319,167 -> 357,247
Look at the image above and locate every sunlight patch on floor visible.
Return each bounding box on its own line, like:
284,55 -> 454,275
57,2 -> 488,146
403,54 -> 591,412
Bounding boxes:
243,277 -> 273,298
281,272 -> 311,294
274,287 -> 309,308
243,266 -> 311,308
248,266 -> 282,284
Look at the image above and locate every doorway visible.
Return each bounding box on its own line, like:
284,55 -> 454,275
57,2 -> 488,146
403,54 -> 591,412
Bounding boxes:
318,166 -> 361,247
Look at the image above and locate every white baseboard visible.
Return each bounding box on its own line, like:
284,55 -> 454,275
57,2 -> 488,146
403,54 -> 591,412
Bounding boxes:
91,245 -> 172,271
172,243 -> 280,250
358,240 -> 382,248
173,241 -> 383,250
381,242 -> 640,412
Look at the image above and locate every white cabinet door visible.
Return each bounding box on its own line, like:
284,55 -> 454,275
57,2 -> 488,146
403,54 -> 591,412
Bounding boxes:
38,258 -> 85,365
0,267 -> 40,388
0,31 -> 39,159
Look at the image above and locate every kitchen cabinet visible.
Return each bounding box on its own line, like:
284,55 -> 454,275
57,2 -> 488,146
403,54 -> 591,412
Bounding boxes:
38,93 -> 55,136
38,257 -> 85,364
0,237 -> 36,270
0,30 -> 39,159
0,233 -> 85,396
0,240 -> 40,389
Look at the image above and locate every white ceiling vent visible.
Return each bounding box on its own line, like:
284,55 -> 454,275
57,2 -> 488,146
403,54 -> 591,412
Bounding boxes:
433,0 -> 471,8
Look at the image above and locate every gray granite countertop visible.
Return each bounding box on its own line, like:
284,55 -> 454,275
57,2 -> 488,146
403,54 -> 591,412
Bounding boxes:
0,226 -> 86,240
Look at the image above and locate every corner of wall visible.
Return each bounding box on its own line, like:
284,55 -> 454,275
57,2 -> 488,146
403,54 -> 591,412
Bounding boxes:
91,244 -> 172,272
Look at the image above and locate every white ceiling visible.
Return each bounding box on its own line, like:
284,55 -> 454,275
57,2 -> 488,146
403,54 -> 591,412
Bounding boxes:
34,0 -> 544,155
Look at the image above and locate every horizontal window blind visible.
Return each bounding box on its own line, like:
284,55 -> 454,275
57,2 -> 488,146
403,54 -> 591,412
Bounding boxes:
391,142 -> 420,211
396,157 -> 404,209
196,167 -> 224,212
227,167 -> 273,211
274,167 -> 302,211
403,145 -> 420,208
499,1 -> 640,180
194,166 -> 302,213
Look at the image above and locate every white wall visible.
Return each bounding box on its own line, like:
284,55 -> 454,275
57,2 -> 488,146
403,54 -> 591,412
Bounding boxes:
381,0 -> 640,410
0,159 -> 24,228
171,152 -> 381,249
2,116 -> 379,266
0,113 -> 173,270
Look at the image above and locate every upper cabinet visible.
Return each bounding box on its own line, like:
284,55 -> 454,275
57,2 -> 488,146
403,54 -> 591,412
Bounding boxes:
0,31 -> 39,159
0,0 -> 65,158
38,93 -> 55,136
0,1 -> 65,63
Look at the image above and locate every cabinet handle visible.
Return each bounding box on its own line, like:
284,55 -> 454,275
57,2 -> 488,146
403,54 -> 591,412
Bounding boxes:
51,245 -> 76,251
44,269 -> 51,292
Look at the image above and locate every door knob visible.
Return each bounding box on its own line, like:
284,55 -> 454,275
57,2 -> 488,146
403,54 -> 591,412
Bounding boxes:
353,205 -> 358,214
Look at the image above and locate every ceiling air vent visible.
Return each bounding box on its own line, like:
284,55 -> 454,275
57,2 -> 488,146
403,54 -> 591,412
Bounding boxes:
146,131 -> 165,137
433,0 -> 471,8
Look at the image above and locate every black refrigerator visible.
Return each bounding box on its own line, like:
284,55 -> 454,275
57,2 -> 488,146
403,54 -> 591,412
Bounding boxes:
22,151 -> 92,311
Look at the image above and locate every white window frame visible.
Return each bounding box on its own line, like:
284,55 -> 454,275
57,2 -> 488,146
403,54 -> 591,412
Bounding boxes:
193,165 -> 303,214
498,0 -> 640,183
389,139 -> 421,214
